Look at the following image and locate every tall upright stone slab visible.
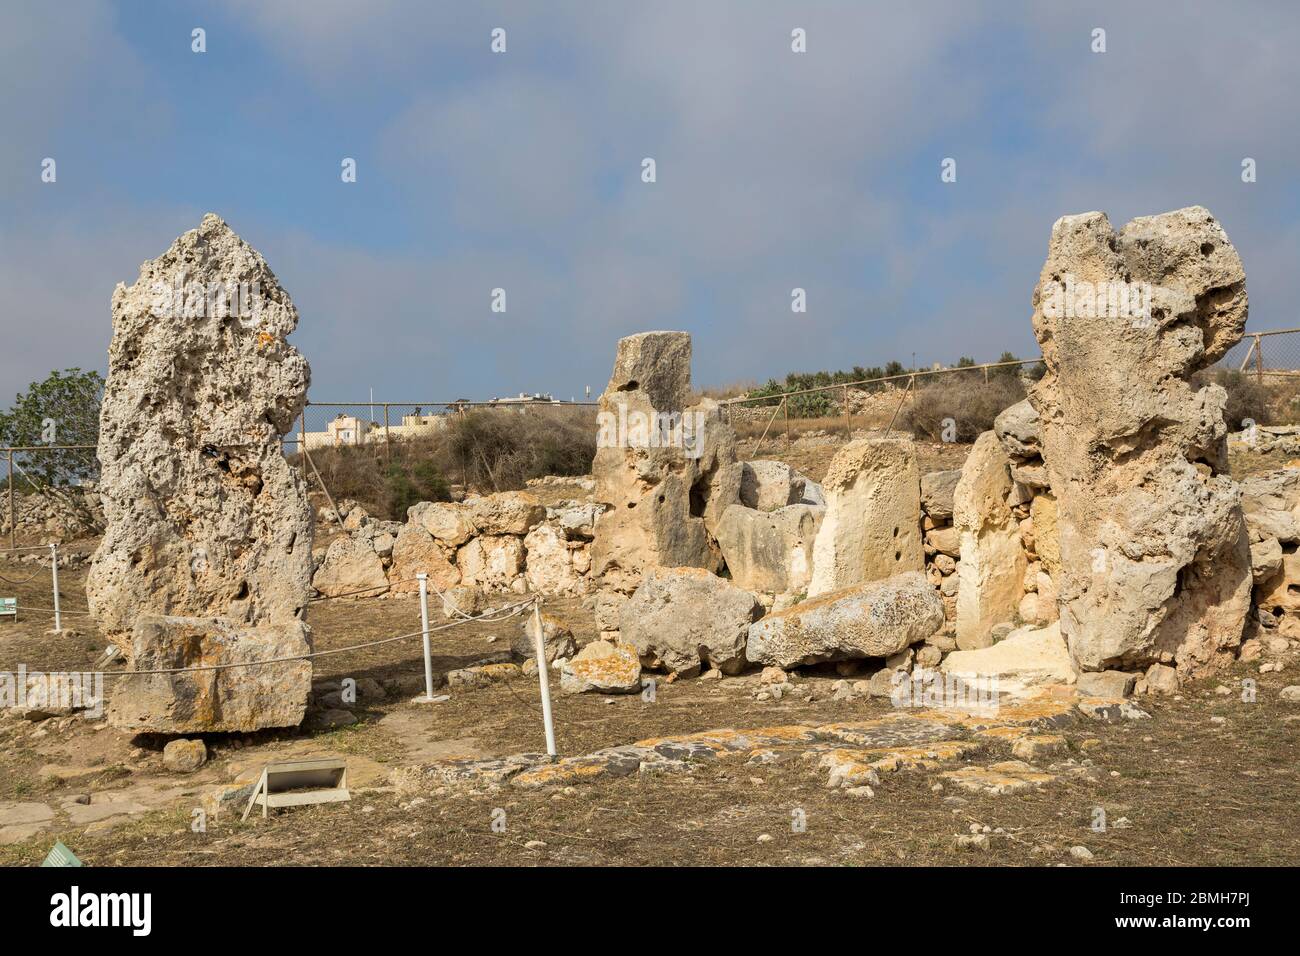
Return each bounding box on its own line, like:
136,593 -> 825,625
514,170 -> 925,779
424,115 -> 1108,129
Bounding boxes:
808,438 -> 923,597
954,431 -> 1026,649
590,331 -> 736,593
88,214 -> 315,732
1028,206 -> 1251,676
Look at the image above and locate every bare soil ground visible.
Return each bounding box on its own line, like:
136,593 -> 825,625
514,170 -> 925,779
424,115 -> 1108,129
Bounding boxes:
1,560 -> 1298,867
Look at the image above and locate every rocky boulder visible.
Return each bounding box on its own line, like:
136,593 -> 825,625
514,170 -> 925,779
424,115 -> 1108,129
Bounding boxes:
619,567 -> 763,675
745,571 -> 943,668
313,535 -> 389,598
1029,206 -> 1252,676
715,503 -> 822,595
560,640 -> 642,694
86,215 -> 314,732
954,432 -> 1026,649
808,437 -> 924,597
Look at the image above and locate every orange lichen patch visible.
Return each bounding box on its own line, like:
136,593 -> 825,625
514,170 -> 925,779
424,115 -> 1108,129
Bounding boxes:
975,725 -> 1032,743
918,694 -> 1077,730
256,330 -> 275,348
858,740 -> 980,774
819,749 -> 881,789
511,761 -> 610,789
479,663 -> 521,681
940,759 -> 1056,795
744,725 -> 822,744
1011,734 -> 1067,761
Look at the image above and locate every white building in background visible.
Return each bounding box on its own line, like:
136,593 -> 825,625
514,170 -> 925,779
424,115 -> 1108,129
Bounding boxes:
303,414 -> 371,450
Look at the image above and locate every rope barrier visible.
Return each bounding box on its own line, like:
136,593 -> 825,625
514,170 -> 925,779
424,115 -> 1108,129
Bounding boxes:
93,595 -> 537,679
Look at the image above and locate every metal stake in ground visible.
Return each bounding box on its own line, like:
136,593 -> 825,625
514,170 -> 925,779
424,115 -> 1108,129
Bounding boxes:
417,573 -> 435,701
50,542 -> 61,633
531,599 -> 558,757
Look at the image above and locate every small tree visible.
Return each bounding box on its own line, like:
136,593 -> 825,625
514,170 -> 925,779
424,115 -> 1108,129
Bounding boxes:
0,368 -> 103,487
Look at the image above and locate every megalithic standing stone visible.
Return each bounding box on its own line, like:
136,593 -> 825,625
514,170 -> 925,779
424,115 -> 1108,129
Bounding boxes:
87,214 -> 315,731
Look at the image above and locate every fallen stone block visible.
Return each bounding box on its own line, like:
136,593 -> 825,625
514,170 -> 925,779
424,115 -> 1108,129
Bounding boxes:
746,572 -> 943,668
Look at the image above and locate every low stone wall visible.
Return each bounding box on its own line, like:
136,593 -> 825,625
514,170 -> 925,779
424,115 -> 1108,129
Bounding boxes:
309,491 -> 607,608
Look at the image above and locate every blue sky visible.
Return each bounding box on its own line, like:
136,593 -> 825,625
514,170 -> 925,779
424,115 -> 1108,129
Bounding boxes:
3,1 -> 1299,404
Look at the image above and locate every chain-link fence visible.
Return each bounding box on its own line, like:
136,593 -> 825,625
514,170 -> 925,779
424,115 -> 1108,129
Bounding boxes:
1,444 -> 101,550
1217,328 -> 1300,377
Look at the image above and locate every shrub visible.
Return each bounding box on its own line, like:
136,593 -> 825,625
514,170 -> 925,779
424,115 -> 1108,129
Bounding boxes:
1191,368 -> 1272,428
900,376 -> 1027,443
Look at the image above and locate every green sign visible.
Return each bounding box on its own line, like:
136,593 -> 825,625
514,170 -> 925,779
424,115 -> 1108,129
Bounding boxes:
40,841 -> 82,867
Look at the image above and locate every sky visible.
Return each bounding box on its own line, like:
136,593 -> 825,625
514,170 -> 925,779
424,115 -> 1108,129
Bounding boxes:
3,0 -> 1299,405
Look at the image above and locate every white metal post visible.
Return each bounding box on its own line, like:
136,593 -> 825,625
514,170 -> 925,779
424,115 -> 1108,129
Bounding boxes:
50,542 -> 61,633
531,600 -> 558,757
417,573 -> 434,701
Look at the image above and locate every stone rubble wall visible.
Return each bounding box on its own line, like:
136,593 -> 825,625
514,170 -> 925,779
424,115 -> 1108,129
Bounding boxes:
310,491 -> 606,608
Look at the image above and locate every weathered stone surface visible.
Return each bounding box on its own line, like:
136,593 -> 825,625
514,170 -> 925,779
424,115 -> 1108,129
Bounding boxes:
739,461 -> 798,512
313,535 -> 389,598
87,215 -> 314,732
716,503 -> 822,594
512,612 -> 577,664
560,640 -> 642,694
412,501 -> 474,546
1076,670 -> 1136,698
1250,537 -> 1283,583
590,332 -> 736,589
746,572 -> 943,668
523,522 -> 580,594
439,583 -> 486,619
162,738 -> 208,773
109,616 -> 311,733
942,622 -> 1076,697
920,469 -> 961,521
1030,493 -> 1062,580
1254,550 -> 1300,616
1029,207 -> 1251,676
954,432 -> 1026,649
388,523 -> 461,593
808,438 -> 924,597
89,215 -> 313,641
463,491 -> 546,536
457,535 -> 525,591
620,567 -> 763,675
993,399 -> 1042,461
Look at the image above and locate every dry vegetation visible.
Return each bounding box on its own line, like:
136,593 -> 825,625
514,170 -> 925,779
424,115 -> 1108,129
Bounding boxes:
300,406 -> 597,519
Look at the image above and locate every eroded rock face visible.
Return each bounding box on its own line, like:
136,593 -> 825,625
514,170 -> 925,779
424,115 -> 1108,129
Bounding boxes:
954,432 -> 1026,649
590,332 -> 737,591
745,571 -> 943,668
1029,207 -> 1251,675
619,566 -> 763,676
88,215 -> 314,732
716,503 -> 822,595
808,438 -> 924,597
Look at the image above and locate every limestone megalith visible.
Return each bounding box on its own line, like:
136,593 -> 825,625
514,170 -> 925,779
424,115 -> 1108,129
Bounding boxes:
590,331 -> 736,592
88,214 -> 315,732
1028,206 -> 1251,676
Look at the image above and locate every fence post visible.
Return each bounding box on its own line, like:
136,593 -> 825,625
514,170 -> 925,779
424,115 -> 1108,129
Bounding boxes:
7,449 -> 14,551
842,384 -> 850,436
783,397 -> 790,449
50,542 -> 61,633
383,404 -> 392,466
417,573 -> 434,701
299,407 -> 308,479
531,600 -> 558,757
1255,334 -> 1264,386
